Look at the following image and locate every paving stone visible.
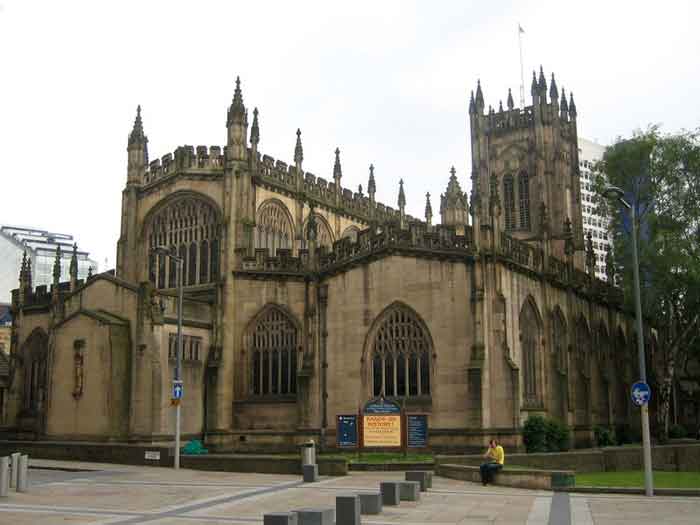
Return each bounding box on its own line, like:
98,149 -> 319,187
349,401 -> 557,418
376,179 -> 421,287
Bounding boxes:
399,480 -> 420,501
379,481 -> 401,506
336,494 -> 360,525
358,492 -> 382,514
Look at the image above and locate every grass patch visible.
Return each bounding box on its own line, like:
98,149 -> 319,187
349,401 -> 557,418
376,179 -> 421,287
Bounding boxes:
319,452 -> 434,464
576,471 -> 700,489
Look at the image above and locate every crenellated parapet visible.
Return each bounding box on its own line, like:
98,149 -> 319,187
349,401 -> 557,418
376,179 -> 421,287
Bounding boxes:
143,145 -> 225,185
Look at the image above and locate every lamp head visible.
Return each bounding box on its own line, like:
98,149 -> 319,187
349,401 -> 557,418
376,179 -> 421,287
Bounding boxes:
602,185 -> 625,200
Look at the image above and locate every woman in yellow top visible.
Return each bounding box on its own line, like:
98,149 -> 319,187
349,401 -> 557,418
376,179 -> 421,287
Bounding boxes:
479,439 -> 505,486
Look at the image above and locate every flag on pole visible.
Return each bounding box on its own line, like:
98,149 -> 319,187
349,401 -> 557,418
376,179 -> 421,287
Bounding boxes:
519,24 -> 525,34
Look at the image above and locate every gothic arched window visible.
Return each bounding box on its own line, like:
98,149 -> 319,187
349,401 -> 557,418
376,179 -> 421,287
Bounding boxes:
552,308 -> 567,374
247,306 -> 298,396
520,299 -> 542,407
255,199 -> 294,256
503,174 -> 516,230
301,213 -> 334,250
146,195 -> 221,289
341,225 -> 360,242
518,171 -> 531,230
21,328 -> 48,413
370,304 -> 432,398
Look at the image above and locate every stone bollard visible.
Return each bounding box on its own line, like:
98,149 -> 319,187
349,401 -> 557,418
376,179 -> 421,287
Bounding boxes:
264,512 -> 298,525
9,452 -> 20,488
0,457 -> 9,497
398,481 -> 420,501
405,471 -> 430,491
294,507 -> 334,525
336,494 -> 360,525
358,492 -> 382,515
425,471 -> 433,488
379,481 -> 400,506
16,455 -> 28,493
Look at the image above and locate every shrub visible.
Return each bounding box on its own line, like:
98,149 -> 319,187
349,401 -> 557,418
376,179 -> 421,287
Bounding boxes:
545,418 -> 571,452
523,415 -> 570,453
594,426 -> 616,447
669,424 -> 688,439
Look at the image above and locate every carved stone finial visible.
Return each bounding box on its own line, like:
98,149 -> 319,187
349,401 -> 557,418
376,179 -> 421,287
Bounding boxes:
539,202 -> 550,234
585,231 -> 596,274
87,266 -> 93,279
250,107 -> 260,146
333,147 -> 342,182
307,205 -> 318,242
398,179 -> 406,209
605,249 -> 615,283
425,192 -> 433,224
368,164 -> 376,197
294,128 -> 303,166
564,217 -> 575,256
227,76 -> 246,126
69,243 -> 79,285
507,88 -> 514,110
128,105 -> 147,147
52,245 -> 62,284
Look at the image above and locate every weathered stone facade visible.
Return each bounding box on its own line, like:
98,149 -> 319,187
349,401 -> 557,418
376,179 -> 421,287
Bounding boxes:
5,71 -> 642,450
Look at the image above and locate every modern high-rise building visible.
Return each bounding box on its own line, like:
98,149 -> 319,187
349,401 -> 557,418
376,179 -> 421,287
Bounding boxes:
0,226 -> 99,303
578,138 -> 612,281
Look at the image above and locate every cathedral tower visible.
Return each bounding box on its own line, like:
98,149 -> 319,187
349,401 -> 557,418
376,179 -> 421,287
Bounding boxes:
468,69 -> 584,260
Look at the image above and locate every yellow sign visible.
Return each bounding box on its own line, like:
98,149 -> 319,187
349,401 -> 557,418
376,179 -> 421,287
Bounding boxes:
363,414 -> 402,447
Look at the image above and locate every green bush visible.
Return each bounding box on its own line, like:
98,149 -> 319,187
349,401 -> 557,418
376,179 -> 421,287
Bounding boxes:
669,424 -> 688,439
545,418 -> 571,451
523,415 -> 570,453
594,426 -> 616,447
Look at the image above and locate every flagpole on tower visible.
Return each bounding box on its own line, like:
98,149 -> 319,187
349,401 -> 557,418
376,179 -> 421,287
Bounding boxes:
518,24 -> 525,108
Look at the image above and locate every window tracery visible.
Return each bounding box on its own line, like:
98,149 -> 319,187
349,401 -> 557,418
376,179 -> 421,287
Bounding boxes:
370,305 -> 431,398
146,196 -> 220,289
255,200 -> 294,256
247,306 -> 298,396
520,300 -> 541,406
301,213 -> 334,250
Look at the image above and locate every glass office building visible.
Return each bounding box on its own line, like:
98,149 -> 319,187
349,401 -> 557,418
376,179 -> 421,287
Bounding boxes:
0,226 -> 99,303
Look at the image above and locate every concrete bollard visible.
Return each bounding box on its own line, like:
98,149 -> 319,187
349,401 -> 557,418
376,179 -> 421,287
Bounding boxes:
264,512 -> 298,525
406,471 -> 430,491
16,455 -> 28,493
379,481 -> 401,506
0,457 -> 9,497
336,494 -> 360,525
358,492 -> 382,514
294,508 -> 334,525
425,471 -> 433,488
9,452 -> 20,488
398,481 -> 420,501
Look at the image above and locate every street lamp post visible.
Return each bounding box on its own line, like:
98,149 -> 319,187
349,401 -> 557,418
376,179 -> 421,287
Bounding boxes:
155,247 -> 184,470
602,185 -> 654,497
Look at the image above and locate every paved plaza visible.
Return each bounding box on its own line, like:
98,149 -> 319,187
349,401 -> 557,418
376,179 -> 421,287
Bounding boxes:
0,460 -> 698,524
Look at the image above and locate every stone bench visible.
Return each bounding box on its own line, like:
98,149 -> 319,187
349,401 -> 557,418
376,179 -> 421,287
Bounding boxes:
435,463 -> 575,490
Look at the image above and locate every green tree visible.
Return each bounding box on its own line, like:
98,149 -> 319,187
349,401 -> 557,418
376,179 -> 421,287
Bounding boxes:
595,127 -> 700,441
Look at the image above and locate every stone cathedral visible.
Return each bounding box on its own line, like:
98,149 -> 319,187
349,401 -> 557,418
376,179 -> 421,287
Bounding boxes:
5,69 -> 644,451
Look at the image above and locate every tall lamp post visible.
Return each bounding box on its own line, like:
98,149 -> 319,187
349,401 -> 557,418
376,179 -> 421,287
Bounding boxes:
602,185 -> 653,496
154,247 -> 184,470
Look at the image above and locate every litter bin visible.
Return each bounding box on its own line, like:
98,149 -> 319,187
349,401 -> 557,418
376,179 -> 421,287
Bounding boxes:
300,439 -> 316,466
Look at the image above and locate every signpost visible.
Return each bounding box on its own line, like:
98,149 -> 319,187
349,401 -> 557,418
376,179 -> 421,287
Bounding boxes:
336,415 -> 358,448
362,398 -> 402,447
407,414 -> 428,448
631,381 -> 651,407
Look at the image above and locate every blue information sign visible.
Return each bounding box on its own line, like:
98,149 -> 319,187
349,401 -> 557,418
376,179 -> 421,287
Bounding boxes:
173,381 -> 183,400
363,397 -> 401,415
407,414 -> 428,448
631,381 -> 651,407
336,415 -> 358,448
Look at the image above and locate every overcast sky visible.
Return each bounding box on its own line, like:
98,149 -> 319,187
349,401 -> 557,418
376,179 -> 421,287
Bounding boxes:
1,0 -> 698,269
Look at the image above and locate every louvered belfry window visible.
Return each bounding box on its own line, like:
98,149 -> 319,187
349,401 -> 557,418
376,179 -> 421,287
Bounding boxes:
518,171 -> 531,230
503,174 -> 516,230
147,197 -> 220,288
371,306 -> 431,398
250,307 -> 298,396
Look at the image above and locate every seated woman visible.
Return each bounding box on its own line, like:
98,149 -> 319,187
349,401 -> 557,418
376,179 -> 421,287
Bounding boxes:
480,439 -> 505,486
